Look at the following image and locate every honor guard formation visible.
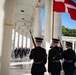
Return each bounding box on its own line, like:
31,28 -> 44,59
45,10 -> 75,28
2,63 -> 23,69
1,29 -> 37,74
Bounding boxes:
12,37 -> 76,75
14,46 -> 30,59
29,37 -> 76,75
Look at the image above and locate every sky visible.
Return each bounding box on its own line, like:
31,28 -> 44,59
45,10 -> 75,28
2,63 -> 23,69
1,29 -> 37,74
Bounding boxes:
41,0 -> 76,30
62,13 -> 76,29
61,0 -> 76,29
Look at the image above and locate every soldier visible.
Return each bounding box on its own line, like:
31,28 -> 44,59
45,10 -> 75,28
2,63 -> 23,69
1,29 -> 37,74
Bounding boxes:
29,37 -> 47,75
20,46 -> 24,59
14,47 -> 18,58
63,41 -> 76,75
48,38 -> 63,75
24,47 -> 27,56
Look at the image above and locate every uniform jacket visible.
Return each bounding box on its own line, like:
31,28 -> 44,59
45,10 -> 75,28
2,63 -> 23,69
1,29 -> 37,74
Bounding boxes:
63,48 -> 76,71
48,46 -> 63,73
29,46 -> 47,74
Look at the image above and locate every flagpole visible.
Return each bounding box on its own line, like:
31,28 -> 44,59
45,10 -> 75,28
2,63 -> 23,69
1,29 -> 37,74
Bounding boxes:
52,0 -> 54,38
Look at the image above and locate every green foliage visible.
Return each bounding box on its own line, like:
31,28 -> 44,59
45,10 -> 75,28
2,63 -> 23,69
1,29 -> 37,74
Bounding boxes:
62,26 -> 76,37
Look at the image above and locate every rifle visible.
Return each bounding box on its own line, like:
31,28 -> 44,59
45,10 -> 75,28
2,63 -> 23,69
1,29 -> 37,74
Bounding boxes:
58,36 -> 63,48
29,30 -> 36,48
52,36 -> 63,59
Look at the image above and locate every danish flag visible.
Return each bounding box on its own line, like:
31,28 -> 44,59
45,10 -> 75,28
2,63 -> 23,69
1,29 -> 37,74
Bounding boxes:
54,0 -> 76,20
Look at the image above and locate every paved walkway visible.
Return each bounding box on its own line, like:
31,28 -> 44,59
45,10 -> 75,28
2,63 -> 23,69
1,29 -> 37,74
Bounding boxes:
1,54 -> 76,75
10,53 -> 76,75
10,56 -> 65,75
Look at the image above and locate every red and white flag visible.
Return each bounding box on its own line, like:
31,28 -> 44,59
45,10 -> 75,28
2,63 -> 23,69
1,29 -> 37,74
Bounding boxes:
54,0 -> 76,20
64,0 -> 76,7
65,0 -> 76,20
54,0 -> 65,12
68,7 -> 76,20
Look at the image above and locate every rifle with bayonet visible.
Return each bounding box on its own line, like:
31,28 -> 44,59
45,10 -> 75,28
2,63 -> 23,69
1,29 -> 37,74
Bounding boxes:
58,36 -> 63,49
52,36 -> 63,59
29,30 -> 36,48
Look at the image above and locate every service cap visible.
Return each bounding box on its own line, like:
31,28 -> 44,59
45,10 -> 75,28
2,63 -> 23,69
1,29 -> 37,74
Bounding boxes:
35,37 -> 43,42
66,41 -> 72,46
52,38 -> 59,43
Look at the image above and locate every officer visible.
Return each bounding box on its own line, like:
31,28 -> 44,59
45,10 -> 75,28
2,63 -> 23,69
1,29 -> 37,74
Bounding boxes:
48,38 -> 63,75
29,37 -> 47,75
63,41 -> 76,75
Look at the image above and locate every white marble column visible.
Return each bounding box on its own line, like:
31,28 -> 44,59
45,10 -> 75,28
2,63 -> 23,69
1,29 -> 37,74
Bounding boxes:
63,40 -> 66,50
22,30 -> 24,47
27,32 -> 30,48
1,0 -> 14,75
17,27 -> 20,47
30,37 -> 33,49
33,6 -> 42,37
44,0 -> 51,50
0,0 -> 5,59
1,25 -> 13,75
30,21 -> 34,49
53,12 -> 62,40
13,24 -> 16,50
74,41 -> 76,52
26,33 -> 27,48
22,32 -> 26,48
72,41 -> 75,50
0,0 -> 5,73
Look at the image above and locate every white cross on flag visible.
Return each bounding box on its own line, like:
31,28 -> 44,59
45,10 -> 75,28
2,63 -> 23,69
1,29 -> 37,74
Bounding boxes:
54,0 -> 76,20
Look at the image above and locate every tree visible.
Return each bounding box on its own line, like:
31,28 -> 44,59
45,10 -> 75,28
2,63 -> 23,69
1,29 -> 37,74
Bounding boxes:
62,26 -> 76,37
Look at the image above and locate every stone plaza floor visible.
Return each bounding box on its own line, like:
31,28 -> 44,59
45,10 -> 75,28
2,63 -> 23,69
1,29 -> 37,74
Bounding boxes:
10,61 -> 76,75
1,54 -> 76,75
10,55 -> 65,75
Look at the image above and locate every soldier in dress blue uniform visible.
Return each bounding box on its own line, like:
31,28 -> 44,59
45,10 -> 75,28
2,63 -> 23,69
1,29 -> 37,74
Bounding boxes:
48,38 -> 63,75
29,37 -> 47,75
63,41 -> 76,75
14,47 -> 18,58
